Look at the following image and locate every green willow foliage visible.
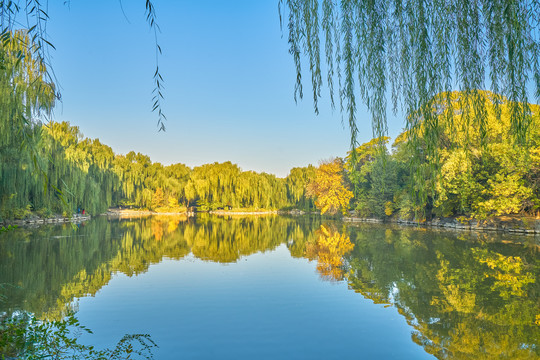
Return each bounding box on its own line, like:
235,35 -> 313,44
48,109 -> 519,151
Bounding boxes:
0,30 -> 56,219
0,30 -> 314,217
279,0 -> 540,149
0,0 -> 166,130
0,119 -> 316,219
0,29 -> 55,146
1,121 -> 121,218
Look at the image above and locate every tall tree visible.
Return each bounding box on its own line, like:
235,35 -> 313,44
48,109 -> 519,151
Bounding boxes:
307,158 -> 353,215
0,30 -> 55,219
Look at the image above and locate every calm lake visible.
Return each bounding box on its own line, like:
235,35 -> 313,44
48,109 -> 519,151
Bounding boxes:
0,215 -> 538,359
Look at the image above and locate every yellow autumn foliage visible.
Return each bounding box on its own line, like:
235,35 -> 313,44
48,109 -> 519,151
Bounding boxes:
306,225 -> 355,281
307,158 -> 354,215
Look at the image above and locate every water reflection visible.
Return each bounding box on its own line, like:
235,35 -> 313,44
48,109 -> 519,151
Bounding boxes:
0,216 -> 538,359
304,224 -> 354,281
0,215 -> 320,319
344,224 -> 539,360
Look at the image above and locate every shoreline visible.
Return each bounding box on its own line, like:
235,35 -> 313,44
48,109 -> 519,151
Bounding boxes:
3,209 -> 539,236
104,209 -> 195,218
105,209 -> 280,217
343,216 -> 540,235
1,214 -> 91,227
209,210 -> 278,216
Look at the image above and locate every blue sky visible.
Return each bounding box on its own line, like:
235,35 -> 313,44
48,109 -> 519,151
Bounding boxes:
45,1 -> 405,177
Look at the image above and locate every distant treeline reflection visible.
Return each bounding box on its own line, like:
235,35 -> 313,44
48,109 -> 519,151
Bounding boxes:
0,215 -> 321,319
0,216 -> 538,359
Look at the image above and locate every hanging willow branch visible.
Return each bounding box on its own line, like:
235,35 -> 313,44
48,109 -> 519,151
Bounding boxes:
0,0 -> 166,131
279,0 -> 540,150
145,0 -> 166,131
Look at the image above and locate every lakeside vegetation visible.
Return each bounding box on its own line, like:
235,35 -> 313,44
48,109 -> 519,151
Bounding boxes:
307,91 -> 540,220
2,91 -> 540,223
2,3 -> 540,359
2,30 -> 539,223
0,28 -> 315,220
0,119 -> 317,221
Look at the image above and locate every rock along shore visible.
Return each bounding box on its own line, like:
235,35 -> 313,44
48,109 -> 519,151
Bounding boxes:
1,213 -> 91,227
6,209 -> 537,236
343,216 -> 540,235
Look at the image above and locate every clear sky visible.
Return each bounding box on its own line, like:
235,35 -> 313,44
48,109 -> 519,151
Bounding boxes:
45,0 -> 405,177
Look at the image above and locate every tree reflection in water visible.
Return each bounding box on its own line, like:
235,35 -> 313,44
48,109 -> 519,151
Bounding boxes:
344,224 -> 539,360
0,216 -> 537,359
305,224 -> 354,281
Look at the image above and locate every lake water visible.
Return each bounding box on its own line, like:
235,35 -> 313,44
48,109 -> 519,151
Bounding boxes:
0,215 -> 538,359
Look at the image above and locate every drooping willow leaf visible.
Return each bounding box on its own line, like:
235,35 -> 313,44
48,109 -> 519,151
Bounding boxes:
279,0 -> 540,151
0,0 -> 166,131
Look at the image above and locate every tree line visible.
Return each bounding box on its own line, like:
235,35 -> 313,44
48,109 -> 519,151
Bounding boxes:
307,90 -> 540,220
2,90 -> 539,221
0,119 -> 317,219
0,30 -> 317,220
2,30 -> 539,221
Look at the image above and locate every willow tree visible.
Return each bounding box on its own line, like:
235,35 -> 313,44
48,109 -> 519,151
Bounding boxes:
279,1 -> 540,150
0,0 -> 165,130
0,30 -> 55,147
0,30 -> 55,218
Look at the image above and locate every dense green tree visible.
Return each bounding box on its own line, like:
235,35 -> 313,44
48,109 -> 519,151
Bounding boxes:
0,30 -> 55,220
343,91 -> 540,220
421,91 -> 540,218
1,119 -> 323,218
345,137 -> 406,217
285,165 -> 316,210
281,2 -> 540,211
40,122 -> 120,215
